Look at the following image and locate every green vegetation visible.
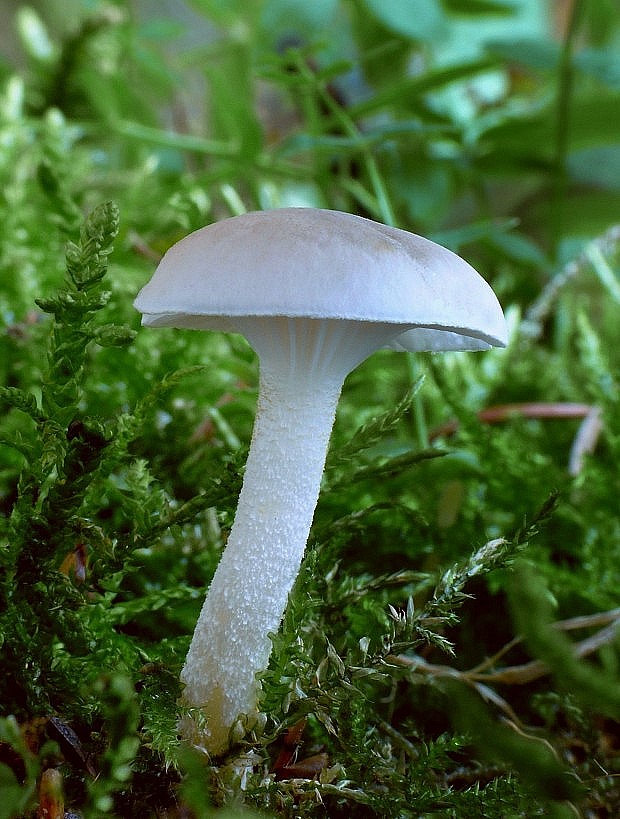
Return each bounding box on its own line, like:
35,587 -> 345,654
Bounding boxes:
1,1 -> 619,816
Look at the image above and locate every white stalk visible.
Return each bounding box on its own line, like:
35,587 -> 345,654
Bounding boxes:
180,364 -> 341,753
179,318 -> 402,754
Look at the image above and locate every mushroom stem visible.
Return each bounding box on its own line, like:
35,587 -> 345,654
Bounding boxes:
180,364 -> 341,753
179,318 -> 404,754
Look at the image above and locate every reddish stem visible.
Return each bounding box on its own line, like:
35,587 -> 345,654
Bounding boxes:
430,402 -> 595,441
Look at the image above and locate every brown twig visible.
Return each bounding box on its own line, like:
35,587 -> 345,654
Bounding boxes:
384,610 -> 619,727
429,401 -> 604,474
429,402 -> 595,441
387,607 -> 620,688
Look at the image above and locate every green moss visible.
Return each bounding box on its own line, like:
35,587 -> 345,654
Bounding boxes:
1,1 -> 620,815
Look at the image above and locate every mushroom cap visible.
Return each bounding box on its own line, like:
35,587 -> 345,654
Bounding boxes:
134,208 -> 507,351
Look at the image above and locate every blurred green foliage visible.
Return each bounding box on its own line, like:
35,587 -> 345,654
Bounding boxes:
0,0 -> 619,816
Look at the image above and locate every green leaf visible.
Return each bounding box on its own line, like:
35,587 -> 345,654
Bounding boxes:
92,324 -> 137,348
80,201 -> 120,262
205,43 -> 263,159
568,145 -> 620,192
360,0 -> 445,41
330,447 -> 445,488
431,218 -> 519,250
529,190 -> 620,238
113,120 -> 238,157
0,435 -> 33,459
575,46 -> 620,89
0,764 -> 30,819
0,386 -> 42,420
485,37 -> 561,71
0,717 -> 37,818
260,0 -> 339,43
443,0 -> 517,15
486,229 -> 548,267
479,93 -> 620,169
186,0 -> 262,28
349,57 -> 498,118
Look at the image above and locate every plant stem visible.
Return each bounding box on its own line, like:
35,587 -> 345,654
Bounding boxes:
552,0 -> 586,254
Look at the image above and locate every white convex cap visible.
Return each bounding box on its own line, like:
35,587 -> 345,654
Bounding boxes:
134,207 -> 507,352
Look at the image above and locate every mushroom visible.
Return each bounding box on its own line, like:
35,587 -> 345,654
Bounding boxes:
133,207 -> 507,755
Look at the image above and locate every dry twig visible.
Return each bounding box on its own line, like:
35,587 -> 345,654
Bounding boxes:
386,609 -> 620,722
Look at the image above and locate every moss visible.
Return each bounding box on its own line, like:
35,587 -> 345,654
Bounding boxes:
1,1 -> 620,815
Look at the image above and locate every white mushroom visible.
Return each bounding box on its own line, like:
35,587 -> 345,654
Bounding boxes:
133,207 -> 507,755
